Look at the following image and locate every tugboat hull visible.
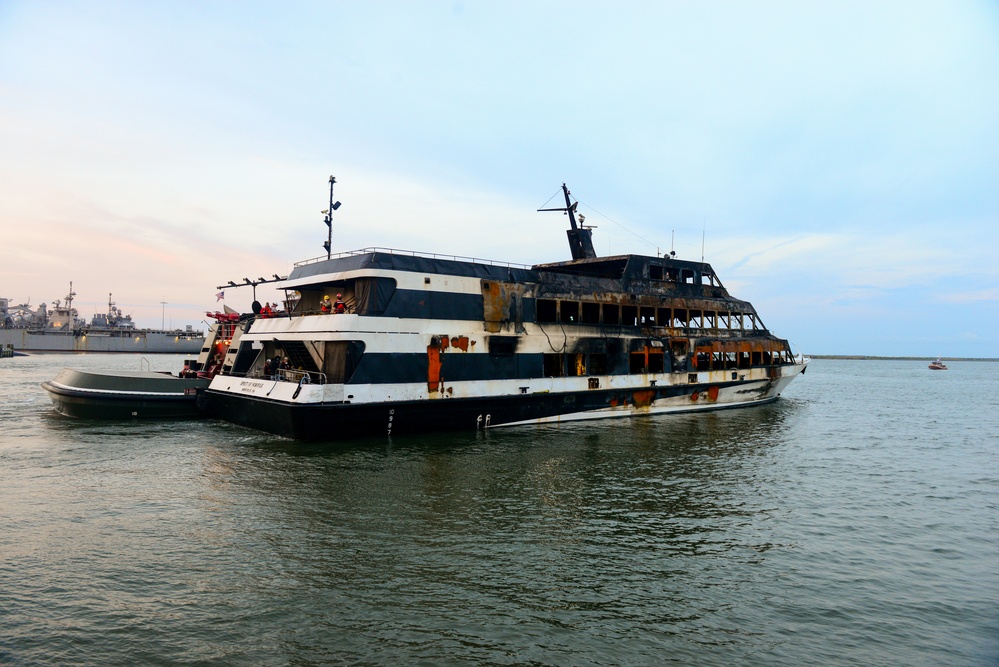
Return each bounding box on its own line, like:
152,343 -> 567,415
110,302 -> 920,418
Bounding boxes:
42,368 -> 208,419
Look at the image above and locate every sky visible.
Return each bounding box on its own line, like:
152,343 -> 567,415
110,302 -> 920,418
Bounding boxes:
1,1 -> 997,357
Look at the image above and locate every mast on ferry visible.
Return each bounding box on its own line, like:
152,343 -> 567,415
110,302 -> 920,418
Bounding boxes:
322,175 -> 342,260
538,183 -> 597,260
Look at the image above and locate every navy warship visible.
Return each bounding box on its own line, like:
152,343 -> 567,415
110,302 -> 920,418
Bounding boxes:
1,283 -> 204,354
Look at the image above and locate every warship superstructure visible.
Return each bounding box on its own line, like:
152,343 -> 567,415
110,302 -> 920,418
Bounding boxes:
1,284 -> 203,353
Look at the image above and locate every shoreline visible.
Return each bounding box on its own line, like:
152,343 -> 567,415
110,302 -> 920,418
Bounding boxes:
807,355 -> 998,362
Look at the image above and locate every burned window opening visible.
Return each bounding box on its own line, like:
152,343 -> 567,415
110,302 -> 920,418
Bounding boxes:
560,301 -> 579,324
629,347 -> 666,374
622,305 -> 638,326
537,299 -> 557,323
488,336 -> 518,356
589,353 -> 608,375
543,353 -> 564,377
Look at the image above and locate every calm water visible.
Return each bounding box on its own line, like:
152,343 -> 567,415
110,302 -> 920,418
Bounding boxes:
1,354 -> 996,666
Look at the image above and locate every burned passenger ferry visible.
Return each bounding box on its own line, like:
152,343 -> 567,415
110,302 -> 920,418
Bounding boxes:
203,183 -> 807,440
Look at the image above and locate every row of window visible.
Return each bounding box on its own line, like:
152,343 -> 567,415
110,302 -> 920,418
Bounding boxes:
536,299 -> 761,330
648,265 -> 721,286
694,349 -> 796,370
543,352 -> 615,377
541,350 -> 795,378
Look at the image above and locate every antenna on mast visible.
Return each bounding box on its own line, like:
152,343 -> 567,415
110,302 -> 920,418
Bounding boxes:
65,281 -> 76,313
321,175 -> 342,260
537,183 -> 597,260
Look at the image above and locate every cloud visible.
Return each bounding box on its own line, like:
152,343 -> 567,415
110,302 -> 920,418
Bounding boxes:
940,288 -> 999,304
1,1 -> 997,357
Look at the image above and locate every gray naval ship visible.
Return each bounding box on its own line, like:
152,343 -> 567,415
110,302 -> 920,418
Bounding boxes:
1,283 -> 204,354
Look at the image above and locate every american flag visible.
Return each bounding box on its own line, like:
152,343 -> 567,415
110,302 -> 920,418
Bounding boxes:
216,291 -> 224,301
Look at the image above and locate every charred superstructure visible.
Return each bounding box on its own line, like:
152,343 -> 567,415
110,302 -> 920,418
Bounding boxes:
203,184 -> 807,440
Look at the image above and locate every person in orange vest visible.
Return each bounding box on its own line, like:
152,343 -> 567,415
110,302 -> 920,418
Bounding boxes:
320,295 -> 332,313
333,293 -> 346,314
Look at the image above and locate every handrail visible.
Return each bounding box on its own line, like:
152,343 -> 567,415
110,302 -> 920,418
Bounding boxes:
274,368 -> 328,385
293,247 -> 532,270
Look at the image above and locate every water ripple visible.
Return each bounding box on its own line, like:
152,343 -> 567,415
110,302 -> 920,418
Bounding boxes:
0,356 -> 997,665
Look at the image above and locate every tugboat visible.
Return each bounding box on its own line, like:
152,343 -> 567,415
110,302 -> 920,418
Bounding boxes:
200,180 -> 809,440
928,358 -> 948,370
41,311 -> 241,419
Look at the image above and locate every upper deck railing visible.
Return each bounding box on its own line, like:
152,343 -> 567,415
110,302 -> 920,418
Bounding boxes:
293,247 -> 533,270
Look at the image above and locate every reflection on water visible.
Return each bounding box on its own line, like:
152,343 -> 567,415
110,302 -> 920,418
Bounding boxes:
165,402 -> 806,662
